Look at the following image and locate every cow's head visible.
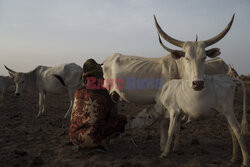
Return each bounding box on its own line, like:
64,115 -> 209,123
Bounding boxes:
154,14 -> 234,91
4,65 -> 26,96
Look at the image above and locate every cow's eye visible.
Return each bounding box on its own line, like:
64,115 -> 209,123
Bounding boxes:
185,57 -> 189,61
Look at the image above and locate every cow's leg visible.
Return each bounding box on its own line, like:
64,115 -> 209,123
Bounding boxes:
173,120 -> 181,152
224,111 -> 249,167
37,91 -> 45,118
160,118 -> 168,151
37,92 -> 44,118
41,92 -> 46,114
228,124 -> 239,163
160,109 -> 180,158
64,89 -> 74,118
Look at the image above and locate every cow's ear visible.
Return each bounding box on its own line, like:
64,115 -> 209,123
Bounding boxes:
171,50 -> 185,59
206,48 -> 221,58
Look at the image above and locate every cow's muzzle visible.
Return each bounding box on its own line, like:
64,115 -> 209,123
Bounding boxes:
192,81 -> 204,91
15,93 -> 20,96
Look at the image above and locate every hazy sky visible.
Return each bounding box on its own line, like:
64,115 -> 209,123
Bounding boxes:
0,0 -> 249,75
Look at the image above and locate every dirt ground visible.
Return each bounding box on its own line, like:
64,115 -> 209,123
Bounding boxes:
0,81 -> 249,167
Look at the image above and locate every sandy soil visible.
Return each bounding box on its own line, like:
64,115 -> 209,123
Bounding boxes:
0,82 -> 249,167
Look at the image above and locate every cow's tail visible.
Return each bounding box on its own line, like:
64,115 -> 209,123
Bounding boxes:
233,77 -> 248,135
53,74 -> 82,88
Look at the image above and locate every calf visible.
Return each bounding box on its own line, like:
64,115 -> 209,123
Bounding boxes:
158,75 -> 248,166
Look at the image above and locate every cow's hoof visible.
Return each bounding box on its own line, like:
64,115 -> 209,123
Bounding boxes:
160,155 -> 165,159
230,158 -> 238,164
160,146 -> 165,152
160,153 -> 167,158
241,165 -> 249,167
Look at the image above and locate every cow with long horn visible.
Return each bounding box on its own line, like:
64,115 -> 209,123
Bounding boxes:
153,14 -> 249,166
103,14 -> 242,158
103,15 -> 233,121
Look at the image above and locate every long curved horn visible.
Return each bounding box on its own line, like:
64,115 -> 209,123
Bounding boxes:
158,34 -> 185,59
204,14 -> 235,47
4,65 -> 16,74
158,33 -> 175,53
154,15 -> 184,48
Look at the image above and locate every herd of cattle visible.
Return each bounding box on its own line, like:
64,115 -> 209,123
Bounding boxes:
0,14 -> 249,166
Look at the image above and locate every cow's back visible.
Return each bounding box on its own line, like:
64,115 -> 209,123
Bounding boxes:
205,57 -> 229,75
39,63 -> 82,93
103,53 -> 176,81
102,53 -> 178,104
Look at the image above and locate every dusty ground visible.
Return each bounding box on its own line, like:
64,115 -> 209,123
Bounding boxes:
0,81 -> 250,167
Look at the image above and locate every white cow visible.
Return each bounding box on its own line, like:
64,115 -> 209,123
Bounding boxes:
0,76 -> 13,106
150,13 -> 249,166
103,54 -> 229,105
158,75 -> 248,166
4,63 -> 82,118
103,14 -> 234,106
103,14 -> 235,132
